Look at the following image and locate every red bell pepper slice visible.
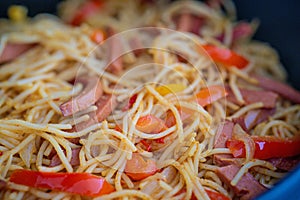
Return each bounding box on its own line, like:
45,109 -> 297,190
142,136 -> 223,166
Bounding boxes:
70,0 -> 103,26
227,136 -> 300,160
195,85 -> 228,107
122,93 -> 138,111
125,153 -> 158,181
205,189 -> 231,200
201,44 -> 249,69
9,170 -> 114,197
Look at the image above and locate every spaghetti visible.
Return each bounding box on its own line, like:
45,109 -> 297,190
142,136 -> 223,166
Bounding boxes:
0,0 -> 300,200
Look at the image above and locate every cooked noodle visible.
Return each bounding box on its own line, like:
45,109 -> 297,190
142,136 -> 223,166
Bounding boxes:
0,0 -> 299,200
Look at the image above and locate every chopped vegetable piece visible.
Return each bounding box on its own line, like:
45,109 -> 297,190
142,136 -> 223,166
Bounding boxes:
8,5 -> 28,22
201,44 -> 249,69
195,85 -> 228,107
90,29 -> 106,43
136,114 -> 167,134
206,189 -> 231,200
155,84 -> 186,96
140,139 -> 152,152
125,153 -> 158,181
227,136 -> 300,159
70,0 -> 103,26
9,170 -> 114,197
123,93 -> 138,111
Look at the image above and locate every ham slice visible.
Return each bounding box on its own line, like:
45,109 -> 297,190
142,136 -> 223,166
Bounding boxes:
214,120 -> 234,148
253,75 -> 300,104
226,86 -> 278,108
216,164 -> 267,200
106,28 -> 123,75
232,108 -> 275,131
72,93 -> 118,131
0,179 -> 6,190
213,121 -> 237,166
176,13 -> 204,35
232,22 -> 254,41
49,148 -> 81,167
60,75 -> 103,116
0,43 -> 35,64
268,156 -> 300,171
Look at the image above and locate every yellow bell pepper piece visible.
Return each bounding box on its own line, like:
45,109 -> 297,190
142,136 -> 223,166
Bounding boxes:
8,5 -> 28,22
155,84 -> 186,96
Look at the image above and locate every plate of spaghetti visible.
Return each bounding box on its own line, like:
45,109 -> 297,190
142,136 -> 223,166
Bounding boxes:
0,0 -> 300,200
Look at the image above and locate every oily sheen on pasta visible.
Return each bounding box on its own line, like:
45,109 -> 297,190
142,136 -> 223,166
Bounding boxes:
0,0 -> 300,200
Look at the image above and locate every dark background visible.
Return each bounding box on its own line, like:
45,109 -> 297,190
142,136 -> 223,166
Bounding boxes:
0,2 -> 300,199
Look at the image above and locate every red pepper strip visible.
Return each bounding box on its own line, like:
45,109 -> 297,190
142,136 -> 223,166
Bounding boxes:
125,153 -> 158,181
201,44 -> 249,69
122,94 -> 138,111
195,85 -> 228,107
226,136 -> 300,160
205,189 -> 231,200
140,139 -> 152,152
70,0 -> 103,26
9,170 -> 114,197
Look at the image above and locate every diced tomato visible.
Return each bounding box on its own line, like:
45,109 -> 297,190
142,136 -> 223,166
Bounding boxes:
9,170 -> 114,197
201,44 -> 249,69
122,94 -> 138,111
136,114 -> 167,134
0,152 -> 2,156
125,153 -> 158,181
90,29 -> 106,43
227,136 -> 300,160
195,85 -> 228,107
70,0 -> 103,26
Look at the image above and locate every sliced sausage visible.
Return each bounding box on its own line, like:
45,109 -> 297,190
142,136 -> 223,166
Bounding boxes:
268,156 -> 300,171
0,179 -> 6,190
232,108 -> 275,131
129,37 -> 144,56
213,120 -> 236,166
216,164 -> 267,200
60,75 -> 103,116
176,13 -> 205,35
0,43 -> 35,64
49,148 -> 81,167
72,93 -> 118,131
253,75 -> 300,104
226,86 -> 278,108
214,120 -> 234,148
106,28 -> 123,75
